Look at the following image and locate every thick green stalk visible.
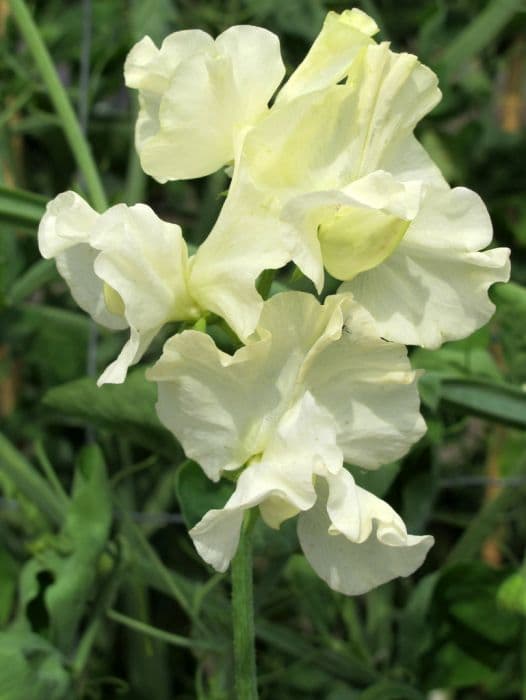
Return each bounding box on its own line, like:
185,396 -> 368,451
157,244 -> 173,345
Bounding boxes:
231,513 -> 258,699
9,0 -> 108,211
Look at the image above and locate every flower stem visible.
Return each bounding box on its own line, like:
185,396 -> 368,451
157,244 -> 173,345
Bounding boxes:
9,0 -> 108,212
231,512 -> 258,699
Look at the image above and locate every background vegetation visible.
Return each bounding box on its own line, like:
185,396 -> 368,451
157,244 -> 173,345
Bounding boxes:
1,0 -> 526,698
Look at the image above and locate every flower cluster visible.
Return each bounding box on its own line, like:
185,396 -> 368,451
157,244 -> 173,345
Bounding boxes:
38,8 -> 510,594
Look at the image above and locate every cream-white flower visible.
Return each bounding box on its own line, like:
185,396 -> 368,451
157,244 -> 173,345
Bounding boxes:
38,192 -> 199,385
231,40 -> 510,347
38,188 -> 292,382
147,291 -> 432,594
124,25 -> 285,182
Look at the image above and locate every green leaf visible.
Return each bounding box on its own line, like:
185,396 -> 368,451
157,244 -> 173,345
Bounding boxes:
424,563 -> 520,689
6,259 -> 58,305
255,619 -> 376,685
17,304 -> 89,383
46,445 -> 113,649
437,0 -> 523,80
0,631 -> 71,700
129,0 -> 177,43
174,460 -> 233,530
491,280 -> 526,312
435,562 -> 520,641
43,369 -> 180,456
497,569 -> 526,617
397,572 -> 440,668
411,328 -> 502,381
448,482 -> 526,564
0,432 -> 63,526
358,681 -> 424,700
439,378 -> 526,429
0,546 -> 18,625
284,554 -> 337,635
427,641 -> 495,689
15,445 -> 113,652
0,185 -> 46,232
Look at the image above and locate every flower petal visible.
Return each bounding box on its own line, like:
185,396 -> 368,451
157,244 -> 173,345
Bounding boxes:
276,8 -> 378,104
341,187 -> 511,347
341,43 -> 441,180
124,31 -> 213,91
189,392 -> 337,571
298,471 -> 433,595
55,244 -> 126,330
96,326 -> 159,386
215,26 -> 284,119
303,298 -> 426,468
92,203 -> 197,330
147,293 -> 349,479
38,191 -> 98,257
283,171 -> 420,284
147,330 -> 281,480
38,192 -> 126,330
127,26 -> 284,182
189,171 -> 295,340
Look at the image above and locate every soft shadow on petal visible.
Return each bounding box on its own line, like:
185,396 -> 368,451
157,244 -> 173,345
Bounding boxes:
298,471 -> 433,595
343,187 -> 511,347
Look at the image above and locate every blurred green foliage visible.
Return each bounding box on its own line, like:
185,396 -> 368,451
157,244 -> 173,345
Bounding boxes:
1,0 -> 526,698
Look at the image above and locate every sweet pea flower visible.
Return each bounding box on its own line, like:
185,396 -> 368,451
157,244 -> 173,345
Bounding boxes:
147,291 -> 433,595
231,40 -> 510,347
124,9 -> 378,182
124,25 -> 285,182
38,192 -> 198,384
38,190 -> 292,383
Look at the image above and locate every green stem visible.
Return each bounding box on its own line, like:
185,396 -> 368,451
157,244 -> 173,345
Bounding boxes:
9,0 -> 108,211
0,432 -> 63,526
34,439 -> 70,507
107,609 -> 220,652
231,512 -> 258,699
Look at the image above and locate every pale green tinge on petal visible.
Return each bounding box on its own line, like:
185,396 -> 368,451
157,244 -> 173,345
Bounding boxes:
282,171 -> 419,285
243,43 -> 440,193
276,8 -> 378,105
320,206 -> 409,280
235,44 -> 440,294
38,192 -> 127,330
342,186 -> 512,347
55,244 -> 127,331
126,26 -> 284,182
240,85 -> 349,193
92,203 -> 198,330
298,472 -> 434,595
